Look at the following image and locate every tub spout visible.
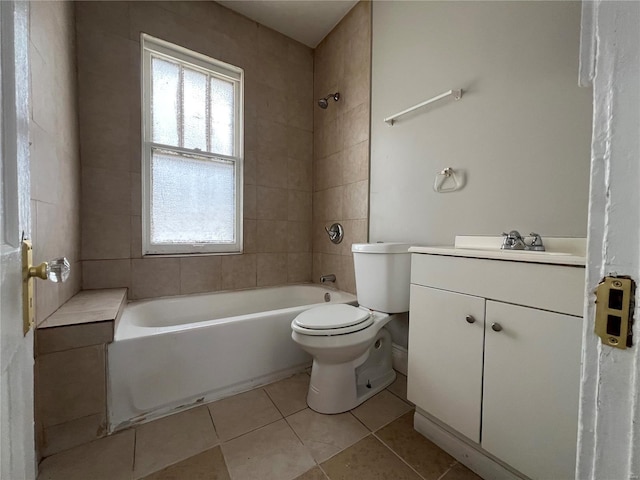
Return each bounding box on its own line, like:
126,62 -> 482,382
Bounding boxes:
320,274 -> 336,284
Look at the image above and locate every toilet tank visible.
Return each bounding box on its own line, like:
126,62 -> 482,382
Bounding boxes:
352,243 -> 411,313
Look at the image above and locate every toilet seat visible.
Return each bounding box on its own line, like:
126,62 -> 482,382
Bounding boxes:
292,304 -> 373,336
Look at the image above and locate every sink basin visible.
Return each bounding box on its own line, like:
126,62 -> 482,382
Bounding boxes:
475,249 -> 572,256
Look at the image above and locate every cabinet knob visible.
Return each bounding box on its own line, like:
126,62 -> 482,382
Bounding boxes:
491,322 -> 503,332
465,315 -> 476,324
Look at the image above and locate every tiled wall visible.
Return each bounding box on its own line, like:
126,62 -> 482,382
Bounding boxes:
312,2 -> 371,294
30,1 -> 82,324
77,1 -> 314,299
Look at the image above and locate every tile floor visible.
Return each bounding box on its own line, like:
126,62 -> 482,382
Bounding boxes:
37,372 -> 482,480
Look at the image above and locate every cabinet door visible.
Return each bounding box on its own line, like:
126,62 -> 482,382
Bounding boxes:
408,285 -> 485,442
483,301 -> 583,480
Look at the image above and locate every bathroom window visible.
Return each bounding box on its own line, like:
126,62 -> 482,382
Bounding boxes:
141,34 -> 244,255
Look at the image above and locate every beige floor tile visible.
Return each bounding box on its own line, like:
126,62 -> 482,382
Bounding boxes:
441,462 -> 484,480
286,408 -> 368,463
264,373 -> 310,416
37,429 -> 134,480
387,372 -> 410,402
294,466 -> 328,480
351,390 -> 413,431
208,388 -> 282,441
134,406 -> 219,479
141,447 -> 230,480
376,412 -> 456,480
221,419 -> 316,480
320,435 -> 421,480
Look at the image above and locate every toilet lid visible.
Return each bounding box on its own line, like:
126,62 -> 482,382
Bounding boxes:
294,304 -> 372,330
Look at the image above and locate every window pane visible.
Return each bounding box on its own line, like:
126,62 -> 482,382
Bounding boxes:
183,67 -> 208,151
210,76 -> 234,156
152,57 -> 180,146
150,149 -> 236,244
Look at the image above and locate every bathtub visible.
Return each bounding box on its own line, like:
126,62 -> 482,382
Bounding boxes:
107,284 -> 356,431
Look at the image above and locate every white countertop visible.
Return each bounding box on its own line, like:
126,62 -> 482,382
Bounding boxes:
409,236 -> 586,267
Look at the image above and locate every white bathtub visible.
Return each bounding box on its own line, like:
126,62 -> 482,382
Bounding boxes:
107,284 -> 356,431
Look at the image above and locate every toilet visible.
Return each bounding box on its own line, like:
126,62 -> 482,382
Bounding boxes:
291,243 -> 411,414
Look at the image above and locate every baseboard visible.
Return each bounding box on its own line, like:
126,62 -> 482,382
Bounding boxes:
391,344 -> 408,375
413,410 -> 525,480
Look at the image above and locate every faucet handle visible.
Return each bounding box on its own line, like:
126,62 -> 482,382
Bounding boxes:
527,233 -> 545,251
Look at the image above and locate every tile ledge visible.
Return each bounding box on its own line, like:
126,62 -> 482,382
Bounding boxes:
38,288 -> 127,329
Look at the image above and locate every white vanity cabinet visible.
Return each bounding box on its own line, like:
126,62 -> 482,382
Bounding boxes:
408,252 -> 585,480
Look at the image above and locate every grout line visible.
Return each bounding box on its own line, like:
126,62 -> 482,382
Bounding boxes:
204,402 -> 219,440
263,385 -> 288,418
435,463 -> 458,480
282,414 -> 320,468
131,427 -> 138,477
372,431 -> 428,480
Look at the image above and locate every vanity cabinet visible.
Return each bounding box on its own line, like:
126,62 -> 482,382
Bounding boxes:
408,253 -> 584,480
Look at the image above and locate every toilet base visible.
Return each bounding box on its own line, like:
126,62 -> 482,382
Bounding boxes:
306,328 -> 396,414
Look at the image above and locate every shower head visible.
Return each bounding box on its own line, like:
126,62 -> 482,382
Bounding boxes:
318,92 -> 340,109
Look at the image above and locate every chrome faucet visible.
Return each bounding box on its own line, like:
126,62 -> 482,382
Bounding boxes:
501,230 -> 526,250
320,274 -> 336,284
525,232 -> 545,251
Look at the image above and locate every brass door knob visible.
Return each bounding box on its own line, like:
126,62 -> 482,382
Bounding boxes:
27,257 -> 70,283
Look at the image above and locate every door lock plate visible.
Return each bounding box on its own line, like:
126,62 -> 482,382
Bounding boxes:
594,276 -> 635,349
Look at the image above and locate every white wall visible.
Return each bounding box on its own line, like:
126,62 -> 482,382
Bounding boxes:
370,1 -> 592,246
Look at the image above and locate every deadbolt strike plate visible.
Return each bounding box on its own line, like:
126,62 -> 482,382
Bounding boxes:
594,276 -> 635,349
22,240 -> 35,335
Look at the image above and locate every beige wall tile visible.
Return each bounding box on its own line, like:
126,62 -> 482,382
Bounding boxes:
343,103 -> 370,149
82,259 -> 131,291
288,156 -> 313,192
287,222 -> 312,253
287,127 -> 313,160
220,254 -> 257,290
243,219 -> 258,254
343,141 -> 369,184
130,216 -> 142,259
131,258 -> 180,299
257,84 -> 287,125
75,1 -> 130,38
312,1 -> 371,289
37,345 -> 106,428
257,187 -> 288,220
42,413 -> 107,458
77,1 -> 316,299
256,151 -> 289,189
257,220 -> 288,253
288,191 -> 312,222
288,253 -> 312,284
244,184 -> 257,220
36,322 -> 113,356
257,253 -> 288,287
37,429 -> 134,480
82,212 -> 131,260
343,180 -> 369,220
82,167 -> 131,216
179,256 -> 222,295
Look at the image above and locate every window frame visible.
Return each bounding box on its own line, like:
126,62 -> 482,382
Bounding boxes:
141,34 -> 244,256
